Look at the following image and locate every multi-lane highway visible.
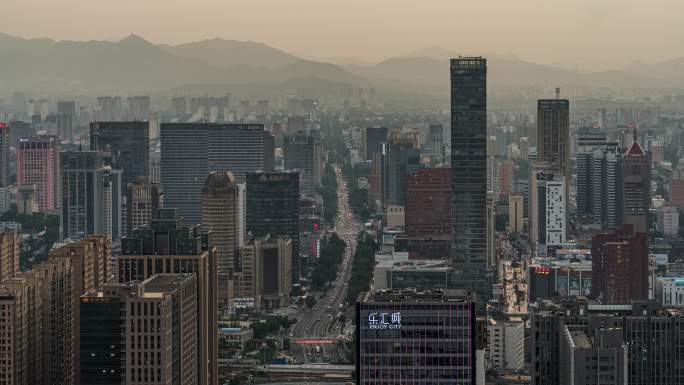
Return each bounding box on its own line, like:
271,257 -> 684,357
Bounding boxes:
290,165 -> 361,364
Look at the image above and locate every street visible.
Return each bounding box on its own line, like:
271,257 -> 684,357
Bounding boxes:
290,165 -> 361,364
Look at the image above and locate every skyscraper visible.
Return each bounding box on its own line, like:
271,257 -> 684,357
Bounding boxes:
17,135 -> 60,212
385,129 -> 420,206
362,126 -> 388,160
126,176 -> 163,236
56,101 -> 76,143
90,121 -> 150,190
160,123 -> 274,224
404,168 -> 451,239
622,134 -> 651,233
0,232 -> 20,281
428,123 -> 444,162
450,57 -> 488,300
283,130 -> 323,192
0,123 -> 9,187
537,98 -> 570,180
246,171 -> 300,284
202,171 -> 239,313
60,151 -> 122,241
127,96 -> 150,120
239,235 -> 292,310
119,209 -> 218,385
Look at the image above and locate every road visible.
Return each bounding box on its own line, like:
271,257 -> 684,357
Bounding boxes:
290,165 -> 361,364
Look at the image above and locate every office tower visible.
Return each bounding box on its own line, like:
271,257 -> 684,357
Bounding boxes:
202,171 -> 239,313
160,123 -> 274,224
657,204 -> 679,236
126,177 -> 163,236
60,151 -> 122,241
651,141 -> 663,163
9,120 -> 33,148
559,325 -> 627,385
486,193 -> 497,269
670,166 -> 684,207
239,235 -> 292,310
283,130 -> 323,192
537,98 -> 570,180
0,122 -> 9,187
119,208 -> 218,385
17,135 -> 59,212
127,96 -> 150,120
368,152 -> 384,209
246,171 -> 300,284
90,121 -> 150,189
404,168 -> 451,238
487,319 -> 524,371
622,135 -> 651,233
172,95 -> 187,118
97,96 -> 123,121
450,57 -> 488,300
530,162 -> 566,257
385,129 -> 420,206
57,101 -> 76,143
498,159 -> 515,198
356,289 -> 476,384
362,126 -> 388,160
592,224 -> 648,304
508,193 -> 524,233
50,235 -> 111,294
428,123 -> 444,161
0,232 -> 20,281
150,150 -> 161,184
81,274 -> 198,385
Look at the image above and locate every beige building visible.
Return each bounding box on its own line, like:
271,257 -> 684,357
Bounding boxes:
126,176 -> 163,236
0,231 -> 19,281
201,171 -> 239,313
239,235 -> 292,310
508,193 -> 524,234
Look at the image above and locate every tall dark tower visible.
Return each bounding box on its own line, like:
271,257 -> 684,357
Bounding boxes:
450,57 -> 488,301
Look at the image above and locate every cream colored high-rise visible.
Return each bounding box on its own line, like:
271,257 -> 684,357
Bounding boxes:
201,171 -> 239,313
0,231 -> 20,281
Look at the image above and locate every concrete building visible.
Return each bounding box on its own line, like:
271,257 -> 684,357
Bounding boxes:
126,176 -> 163,236
577,143 -> 621,229
80,274 -> 198,385
655,277 -> 684,308
404,168 -> 451,239
246,171 -> 300,284
127,96 -> 150,120
559,325 -> 627,385
17,135 -> 59,212
160,123 -> 274,224
531,164 -> 566,257
118,208 -> 218,385
508,193 -> 524,233
362,126 -> 388,160
537,97 -> 570,193
488,319 -> 524,371
60,151 -> 122,241
56,101 -> 76,143
239,235 -> 292,310
384,129 -> 420,206
385,205 -> 405,230
592,224 -> 648,304
657,204 -> 679,236
282,130 -> 323,192
450,57 -> 488,301
0,232 -> 20,281
0,122 -> 9,187
670,166 -> 684,207
356,289 -> 476,384
202,171 -> 239,313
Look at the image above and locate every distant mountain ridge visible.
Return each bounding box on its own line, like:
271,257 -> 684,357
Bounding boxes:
0,32 -> 682,97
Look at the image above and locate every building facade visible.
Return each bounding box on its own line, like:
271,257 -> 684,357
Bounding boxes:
404,168 -> 451,239
17,135 -> 60,212
282,130 -> 323,192
126,176 -> 163,236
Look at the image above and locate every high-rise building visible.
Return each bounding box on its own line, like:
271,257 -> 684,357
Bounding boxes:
126,176 -> 163,236
118,208 -> 218,385
8,120 -> 33,148
50,235 -> 111,294
487,319 -> 524,371
0,122 -> 9,187
657,204 -> 679,236
559,325 -> 627,385
60,151 -> 122,241
670,166 -> 684,207
404,168 -> 451,239
622,135 -> 651,233
97,96 -> 123,121
576,141 -> 621,229
172,96 -> 187,118
90,121 -> 150,190
591,224 -> 648,304
428,123 -> 444,162
385,129 -> 420,206
362,126 -> 388,160
530,162 -> 566,257
239,235 -> 292,310
160,123 -> 274,224
17,135 -> 60,212
486,193 -> 497,269
57,101 -> 76,143
127,96 -> 150,120
508,193 -> 524,233
283,130 -> 323,192
450,57 -> 488,301
537,98 -> 570,182
246,171 -> 300,284
202,171 -> 239,313
0,232 -> 20,281
356,289 -> 476,384
81,274 -> 198,385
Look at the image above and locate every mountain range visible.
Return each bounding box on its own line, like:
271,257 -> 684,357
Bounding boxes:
1,32 -> 683,99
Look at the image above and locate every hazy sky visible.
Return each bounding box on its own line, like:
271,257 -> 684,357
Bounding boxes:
3,0 -> 682,70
